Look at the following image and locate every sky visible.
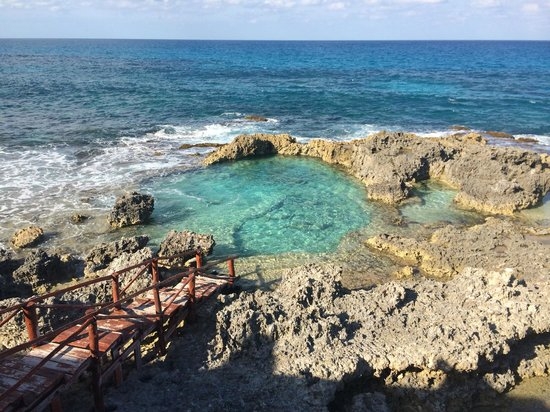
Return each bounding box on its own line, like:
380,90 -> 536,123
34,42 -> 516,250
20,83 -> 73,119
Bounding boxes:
0,0 -> 549,40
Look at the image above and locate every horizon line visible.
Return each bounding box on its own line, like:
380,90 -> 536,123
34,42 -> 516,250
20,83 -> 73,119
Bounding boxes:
1,37 -> 549,42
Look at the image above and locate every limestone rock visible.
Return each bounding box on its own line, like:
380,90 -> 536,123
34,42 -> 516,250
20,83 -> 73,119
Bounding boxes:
203,133 -> 300,165
0,297 -> 26,350
91,248 -> 155,296
442,146 -> 550,214
11,226 -> 44,248
366,218 -> 550,280
244,114 -> 268,122
157,230 -> 215,267
84,235 -> 149,275
203,132 -> 550,214
11,249 -> 71,294
70,214 -> 88,224
207,264 -> 550,410
108,192 -> 154,228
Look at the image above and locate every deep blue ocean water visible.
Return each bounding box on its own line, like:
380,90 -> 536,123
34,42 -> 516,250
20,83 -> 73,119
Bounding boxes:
0,39 -> 549,255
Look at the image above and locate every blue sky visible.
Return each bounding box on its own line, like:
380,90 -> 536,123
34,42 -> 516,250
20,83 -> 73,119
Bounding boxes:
0,0 -> 549,40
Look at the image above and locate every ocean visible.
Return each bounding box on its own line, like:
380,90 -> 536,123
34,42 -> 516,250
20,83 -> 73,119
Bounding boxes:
1,39 -> 549,259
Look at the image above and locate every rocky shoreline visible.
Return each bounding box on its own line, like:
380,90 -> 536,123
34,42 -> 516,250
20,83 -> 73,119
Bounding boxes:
1,131 -> 550,410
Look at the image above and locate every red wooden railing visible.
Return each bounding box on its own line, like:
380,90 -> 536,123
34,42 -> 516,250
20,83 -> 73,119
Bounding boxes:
0,250 -> 238,411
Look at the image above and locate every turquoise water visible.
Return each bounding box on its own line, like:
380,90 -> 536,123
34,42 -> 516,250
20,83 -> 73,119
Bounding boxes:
401,181 -> 483,226
145,156 -> 371,256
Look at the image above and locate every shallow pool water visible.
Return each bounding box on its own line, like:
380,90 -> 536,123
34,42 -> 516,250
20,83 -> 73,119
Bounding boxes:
400,180 -> 483,226
145,156 -> 372,256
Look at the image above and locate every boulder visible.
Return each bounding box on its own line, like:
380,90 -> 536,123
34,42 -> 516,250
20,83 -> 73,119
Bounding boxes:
108,192 -> 154,228
441,146 -> 550,214
90,248 -> 155,296
70,214 -> 88,224
157,230 -> 215,267
0,248 -> 17,276
84,235 -> 149,275
203,133 -> 300,165
11,249 -> 72,294
10,226 -> 44,248
244,114 -> 269,122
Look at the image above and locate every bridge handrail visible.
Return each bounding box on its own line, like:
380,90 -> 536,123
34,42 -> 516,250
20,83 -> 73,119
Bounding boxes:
0,252 -> 238,359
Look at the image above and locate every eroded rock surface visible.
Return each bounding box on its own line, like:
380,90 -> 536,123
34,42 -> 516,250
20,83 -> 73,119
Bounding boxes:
10,226 -> 44,248
11,249 -> 76,295
204,132 -> 550,214
108,192 -> 154,228
207,264 -> 550,410
84,235 -> 150,275
366,218 -> 550,280
157,230 -> 215,267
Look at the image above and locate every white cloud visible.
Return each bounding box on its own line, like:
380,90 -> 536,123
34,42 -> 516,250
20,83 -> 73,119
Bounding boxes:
328,1 -> 346,10
471,0 -> 501,8
522,2 -> 540,13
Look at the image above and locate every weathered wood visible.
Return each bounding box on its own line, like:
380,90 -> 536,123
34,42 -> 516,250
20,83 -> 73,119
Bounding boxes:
0,253 -> 236,411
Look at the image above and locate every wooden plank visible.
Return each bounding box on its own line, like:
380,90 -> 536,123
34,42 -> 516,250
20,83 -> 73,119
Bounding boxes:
0,357 -> 64,409
52,326 -> 122,354
196,284 -> 219,301
17,355 -> 83,377
29,343 -> 91,367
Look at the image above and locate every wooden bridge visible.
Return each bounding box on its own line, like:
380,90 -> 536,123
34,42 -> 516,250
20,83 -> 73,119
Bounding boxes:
0,251 -> 237,411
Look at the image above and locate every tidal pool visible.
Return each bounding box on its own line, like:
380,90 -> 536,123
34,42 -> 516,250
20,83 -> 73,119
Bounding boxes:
145,156 -> 372,256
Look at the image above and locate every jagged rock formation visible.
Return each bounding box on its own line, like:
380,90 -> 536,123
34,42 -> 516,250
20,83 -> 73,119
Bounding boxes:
204,132 -> 550,215
366,217 -> 550,280
84,235 -> 150,275
207,264 -> 550,411
108,191 -> 154,228
11,249 -> 77,295
157,230 -> 216,267
10,226 -> 44,248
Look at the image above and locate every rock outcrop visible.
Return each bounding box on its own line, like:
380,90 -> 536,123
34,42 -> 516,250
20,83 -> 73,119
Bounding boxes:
108,192 -> 154,228
366,218 -> 550,280
203,132 -> 550,214
157,230 -> 216,267
11,249 -> 75,295
208,264 -> 550,410
84,235 -> 150,275
10,226 -> 44,248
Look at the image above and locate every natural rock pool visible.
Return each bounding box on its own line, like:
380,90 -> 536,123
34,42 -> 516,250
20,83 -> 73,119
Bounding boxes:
145,156 -> 372,256
145,156 -> 482,258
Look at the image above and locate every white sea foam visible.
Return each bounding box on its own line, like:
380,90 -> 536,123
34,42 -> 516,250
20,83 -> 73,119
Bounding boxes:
515,134 -> 550,146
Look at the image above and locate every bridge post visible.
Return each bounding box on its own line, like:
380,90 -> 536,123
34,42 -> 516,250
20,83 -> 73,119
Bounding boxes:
151,259 -> 166,355
22,301 -> 39,344
87,310 -> 105,412
188,272 -> 196,322
195,249 -> 202,269
151,258 -> 159,284
228,258 -> 236,287
111,272 -> 121,310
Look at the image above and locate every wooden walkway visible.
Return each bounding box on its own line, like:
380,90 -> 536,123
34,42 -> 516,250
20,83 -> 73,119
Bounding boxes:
0,252 -> 237,412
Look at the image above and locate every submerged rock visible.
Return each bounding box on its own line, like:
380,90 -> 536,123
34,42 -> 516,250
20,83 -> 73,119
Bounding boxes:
108,192 -> 154,228
208,264 -> 550,410
204,132 -> 550,215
